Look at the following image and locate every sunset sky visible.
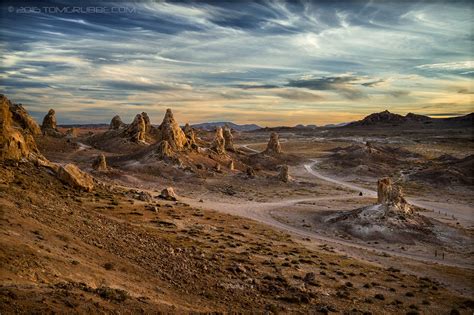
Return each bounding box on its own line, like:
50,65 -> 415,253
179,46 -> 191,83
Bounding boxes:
1,0 -> 473,126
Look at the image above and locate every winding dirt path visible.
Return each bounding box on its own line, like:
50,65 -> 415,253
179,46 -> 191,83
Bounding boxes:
182,159 -> 473,270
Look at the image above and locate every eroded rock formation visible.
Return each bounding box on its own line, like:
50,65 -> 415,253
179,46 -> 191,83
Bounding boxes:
57,163 -> 94,192
92,154 -> 107,171
157,109 -> 187,150
41,109 -> 62,137
278,165 -> 291,182
223,127 -> 235,152
264,132 -> 282,154
110,115 -> 125,130
126,114 -> 146,143
141,112 -> 151,133
211,127 -> 226,154
377,177 -> 412,213
183,123 -> 197,147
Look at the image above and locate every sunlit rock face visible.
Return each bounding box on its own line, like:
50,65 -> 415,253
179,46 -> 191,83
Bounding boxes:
1,95 -> 41,162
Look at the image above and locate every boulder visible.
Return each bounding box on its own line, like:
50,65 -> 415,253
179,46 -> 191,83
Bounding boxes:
223,127 -> 235,151
377,177 -> 411,213
159,187 -> 178,201
278,165 -> 291,182
57,163 -> 94,192
92,154 -> 107,171
156,109 -> 187,150
134,191 -> 153,202
110,115 -> 125,130
211,127 -> 226,154
264,132 -> 282,154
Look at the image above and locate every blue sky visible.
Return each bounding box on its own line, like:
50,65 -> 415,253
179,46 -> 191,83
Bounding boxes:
1,0 -> 473,126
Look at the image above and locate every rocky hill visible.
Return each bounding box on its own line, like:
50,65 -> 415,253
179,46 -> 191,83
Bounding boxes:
346,110 -> 473,128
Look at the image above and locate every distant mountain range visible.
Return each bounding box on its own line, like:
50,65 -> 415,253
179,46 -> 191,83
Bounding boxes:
191,122 -> 261,131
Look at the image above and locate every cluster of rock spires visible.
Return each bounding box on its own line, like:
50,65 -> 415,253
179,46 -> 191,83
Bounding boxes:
1,94 -> 94,192
377,177 -> 412,213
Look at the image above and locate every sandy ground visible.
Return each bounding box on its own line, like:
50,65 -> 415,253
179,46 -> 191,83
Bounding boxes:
22,130 -> 474,308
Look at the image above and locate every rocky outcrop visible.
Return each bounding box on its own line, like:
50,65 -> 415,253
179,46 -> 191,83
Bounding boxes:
278,165 -> 291,182
1,95 -> 40,162
211,127 -> 226,154
126,114 -> 146,143
159,187 -> 178,201
9,104 -> 41,135
92,154 -> 107,171
110,115 -> 125,130
223,127 -> 235,152
377,177 -> 411,213
57,163 -> 94,192
41,109 -> 62,137
264,132 -> 282,154
157,109 -> 187,150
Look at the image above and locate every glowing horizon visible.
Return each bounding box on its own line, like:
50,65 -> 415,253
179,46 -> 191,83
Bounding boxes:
1,1 -> 473,126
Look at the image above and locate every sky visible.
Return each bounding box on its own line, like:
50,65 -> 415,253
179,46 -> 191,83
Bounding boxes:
0,0 -> 473,126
